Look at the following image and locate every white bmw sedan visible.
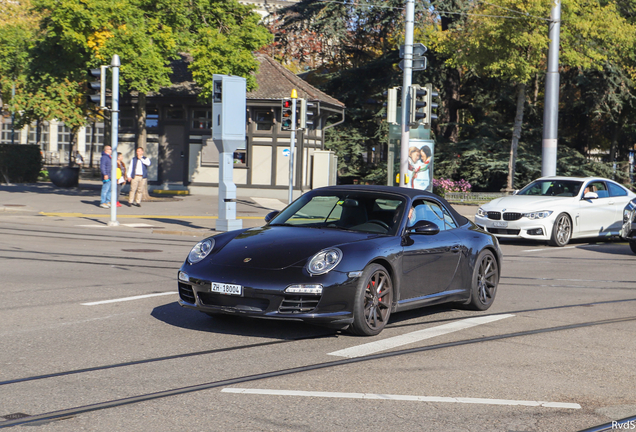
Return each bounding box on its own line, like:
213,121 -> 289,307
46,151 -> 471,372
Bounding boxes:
474,176 -> 636,246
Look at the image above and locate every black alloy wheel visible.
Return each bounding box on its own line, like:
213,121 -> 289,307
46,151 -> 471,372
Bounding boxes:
548,213 -> 572,247
466,250 -> 499,311
349,264 -> 393,336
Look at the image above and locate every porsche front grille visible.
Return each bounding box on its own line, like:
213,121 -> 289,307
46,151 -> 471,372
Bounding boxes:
279,295 -> 321,314
178,283 -> 196,304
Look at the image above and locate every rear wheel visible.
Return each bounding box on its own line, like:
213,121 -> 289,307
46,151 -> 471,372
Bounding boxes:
465,250 -> 499,311
548,213 -> 572,247
630,241 -> 636,254
349,264 -> 393,336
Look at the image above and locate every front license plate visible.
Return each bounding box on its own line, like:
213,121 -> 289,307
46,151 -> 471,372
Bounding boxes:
493,221 -> 508,228
211,282 -> 242,296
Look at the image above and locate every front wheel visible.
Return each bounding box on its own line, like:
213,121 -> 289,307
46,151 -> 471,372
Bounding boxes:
548,213 -> 572,247
349,264 -> 393,336
465,250 -> 499,311
630,240 -> 636,254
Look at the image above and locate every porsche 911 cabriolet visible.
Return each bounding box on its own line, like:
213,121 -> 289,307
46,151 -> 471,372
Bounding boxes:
177,185 -> 502,336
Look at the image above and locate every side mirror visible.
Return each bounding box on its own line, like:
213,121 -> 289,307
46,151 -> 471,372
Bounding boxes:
583,192 -> 598,200
406,220 -> 440,235
513,190 -> 519,195
265,211 -> 279,223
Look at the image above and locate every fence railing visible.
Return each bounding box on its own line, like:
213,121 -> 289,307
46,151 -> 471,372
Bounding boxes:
444,191 -> 513,204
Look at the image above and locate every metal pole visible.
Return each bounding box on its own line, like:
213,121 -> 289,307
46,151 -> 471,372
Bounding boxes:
108,55 -> 120,226
288,89 -> 298,204
542,0 -> 561,177
10,83 -> 15,145
399,0 -> 415,188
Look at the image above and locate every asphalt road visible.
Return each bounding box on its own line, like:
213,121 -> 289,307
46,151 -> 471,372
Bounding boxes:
1,204 -> 636,431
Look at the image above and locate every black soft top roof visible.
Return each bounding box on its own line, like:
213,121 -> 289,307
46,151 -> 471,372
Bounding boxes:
312,185 -> 470,226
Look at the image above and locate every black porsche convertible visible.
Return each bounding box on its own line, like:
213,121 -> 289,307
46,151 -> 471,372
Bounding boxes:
177,185 -> 502,336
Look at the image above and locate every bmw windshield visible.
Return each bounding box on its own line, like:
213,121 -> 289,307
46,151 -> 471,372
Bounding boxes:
517,180 -> 583,197
269,192 -> 406,235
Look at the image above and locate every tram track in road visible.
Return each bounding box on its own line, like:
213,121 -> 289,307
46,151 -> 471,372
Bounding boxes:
2,314 -> 636,429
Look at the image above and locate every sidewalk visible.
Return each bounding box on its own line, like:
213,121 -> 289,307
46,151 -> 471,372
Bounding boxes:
0,181 -> 477,237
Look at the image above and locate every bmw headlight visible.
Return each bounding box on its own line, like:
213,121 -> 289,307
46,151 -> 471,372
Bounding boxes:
307,248 -> 342,275
523,210 -> 553,220
625,208 -> 634,224
188,238 -> 215,264
476,207 -> 487,217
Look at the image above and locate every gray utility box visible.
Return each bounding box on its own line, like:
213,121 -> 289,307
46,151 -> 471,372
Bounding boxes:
311,150 -> 338,189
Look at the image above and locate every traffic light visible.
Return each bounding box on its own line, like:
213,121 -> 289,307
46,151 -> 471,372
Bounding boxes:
87,66 -> 107,109
383,87 -> 398,124
299,99 -> 318,130
408,84 -> 438,128
281,98 -> 293,131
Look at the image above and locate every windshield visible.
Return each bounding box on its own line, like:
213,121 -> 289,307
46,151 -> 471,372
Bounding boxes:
269,191 -> 406,235
517,180 -> 583,197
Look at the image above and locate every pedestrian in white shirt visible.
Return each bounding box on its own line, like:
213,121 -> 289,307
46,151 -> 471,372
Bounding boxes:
127,147 -> 151,207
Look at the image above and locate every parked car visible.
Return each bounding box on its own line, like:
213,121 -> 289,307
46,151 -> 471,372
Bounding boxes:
177,185 -> 502,336
475,176 -> 636,247
621,198 -> 636,254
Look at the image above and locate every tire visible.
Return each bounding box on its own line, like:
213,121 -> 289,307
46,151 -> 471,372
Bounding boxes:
465,250 -> 499,311
349,264 -> 393,336
630,241 -> 636,255
548,213 -> 572,247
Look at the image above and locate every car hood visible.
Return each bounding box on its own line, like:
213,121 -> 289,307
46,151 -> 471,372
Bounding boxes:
482,195 -> 573,211
208,225 -> 379,270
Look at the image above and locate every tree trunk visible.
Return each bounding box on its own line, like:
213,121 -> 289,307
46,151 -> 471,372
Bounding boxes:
442,68 -> 461,143
506,83 -> 526,191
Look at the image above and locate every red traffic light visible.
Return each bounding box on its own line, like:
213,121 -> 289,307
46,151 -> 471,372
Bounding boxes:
282,100 -> 292,108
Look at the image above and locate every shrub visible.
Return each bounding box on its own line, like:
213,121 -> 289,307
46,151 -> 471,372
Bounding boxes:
0,144 -> 43,183
433,178 -> 472,197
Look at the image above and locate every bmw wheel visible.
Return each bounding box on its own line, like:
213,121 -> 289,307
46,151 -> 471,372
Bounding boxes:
349,264 -> 393,336
549,213 -> 572,247
465,250 -> 499,311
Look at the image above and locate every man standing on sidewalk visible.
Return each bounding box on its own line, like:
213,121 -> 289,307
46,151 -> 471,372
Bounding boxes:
99,145 -> 112,208
127,147 -> 151,207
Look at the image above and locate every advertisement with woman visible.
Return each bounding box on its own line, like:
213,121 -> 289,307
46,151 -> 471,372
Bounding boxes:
407,139 -> 434,192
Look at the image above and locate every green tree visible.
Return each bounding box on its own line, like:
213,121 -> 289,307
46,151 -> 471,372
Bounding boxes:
429,0 -> 636,189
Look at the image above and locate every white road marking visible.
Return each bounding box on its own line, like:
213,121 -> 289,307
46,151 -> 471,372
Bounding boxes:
81,292 -> 177,306
76,224 -> 107,228
221,388 -> 580,409
522,246 -> 576,252
251,197 -> 287,211
328,314 -> 514,358
122,223 -> 155,228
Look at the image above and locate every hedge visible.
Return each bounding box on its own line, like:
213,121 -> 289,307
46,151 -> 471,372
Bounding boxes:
0,144 -> 43,183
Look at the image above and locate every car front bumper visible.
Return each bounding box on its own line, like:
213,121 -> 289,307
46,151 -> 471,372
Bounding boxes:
474,214 -> 555,241
177,263 -> 360,328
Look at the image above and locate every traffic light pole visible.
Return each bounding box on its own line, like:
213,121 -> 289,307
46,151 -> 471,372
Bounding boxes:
542,0 -> 561,177
108,55 -> 120,226
289,90 -> 298,204
400,0 -> 415,188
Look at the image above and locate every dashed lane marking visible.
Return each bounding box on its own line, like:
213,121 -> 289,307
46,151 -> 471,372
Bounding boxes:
81,292 -> 177,306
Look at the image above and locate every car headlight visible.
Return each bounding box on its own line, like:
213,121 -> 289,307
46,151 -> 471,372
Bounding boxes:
625,208 -> 634,224
523,211 -> 553,220
306,248 -> 342,275
476,207 -> 487,217
188,238 -> 215,264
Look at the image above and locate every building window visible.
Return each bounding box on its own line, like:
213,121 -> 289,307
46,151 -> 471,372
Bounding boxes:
57,124 -> 72,154
233,150 -> 247,167
254,109 -> 273,131
146,106 -> 159,129
166,108 -> 184,120
1,120 -> 15,144
120,109 -> 135,129
85,123 -> 105,164
192,109 -> 212,129
27,122 -> 49,151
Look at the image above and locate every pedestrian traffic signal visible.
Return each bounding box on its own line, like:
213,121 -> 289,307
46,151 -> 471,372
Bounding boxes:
87,66 -> 107,109
299,99 -> 318,130
408,84 -> 438,129
281,98 -> 293,131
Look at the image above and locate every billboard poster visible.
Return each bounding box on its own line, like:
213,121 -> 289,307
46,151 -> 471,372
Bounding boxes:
407,139 -> 435,192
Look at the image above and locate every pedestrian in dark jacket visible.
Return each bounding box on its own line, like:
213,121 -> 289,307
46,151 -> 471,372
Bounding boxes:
99,145 -> 112,208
